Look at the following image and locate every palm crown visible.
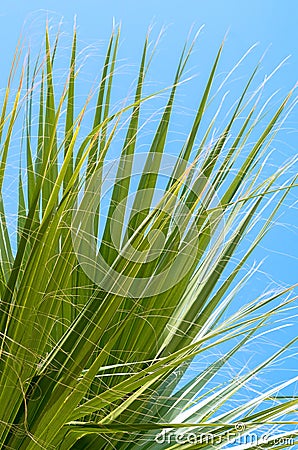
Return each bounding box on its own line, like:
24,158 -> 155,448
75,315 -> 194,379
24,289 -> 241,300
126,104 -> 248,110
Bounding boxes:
0,23 -> 297,449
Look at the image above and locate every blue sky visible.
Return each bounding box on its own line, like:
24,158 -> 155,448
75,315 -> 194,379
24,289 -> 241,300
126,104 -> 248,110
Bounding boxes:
1,0 -> 296,283
0,1 -> 298,59
0,0 -> 297,404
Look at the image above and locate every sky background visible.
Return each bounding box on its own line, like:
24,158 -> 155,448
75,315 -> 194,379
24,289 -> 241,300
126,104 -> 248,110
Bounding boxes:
0,0 -> 296,286
0,0 -> 297,397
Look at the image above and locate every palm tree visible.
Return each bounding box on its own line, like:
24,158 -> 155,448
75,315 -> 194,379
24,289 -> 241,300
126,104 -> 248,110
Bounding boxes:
0,23 -> 297,449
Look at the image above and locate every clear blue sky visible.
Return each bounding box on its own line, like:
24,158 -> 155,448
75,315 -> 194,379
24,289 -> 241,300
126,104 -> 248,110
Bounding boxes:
0,0 -> 297,394
1,0 -> 296,283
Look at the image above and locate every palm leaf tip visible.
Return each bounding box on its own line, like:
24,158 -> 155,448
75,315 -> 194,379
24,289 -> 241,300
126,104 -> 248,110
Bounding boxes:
0,21 -> 297,450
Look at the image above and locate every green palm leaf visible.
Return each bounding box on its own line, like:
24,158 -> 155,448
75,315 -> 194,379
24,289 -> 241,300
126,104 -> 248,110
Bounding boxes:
0,23 -> 297,450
